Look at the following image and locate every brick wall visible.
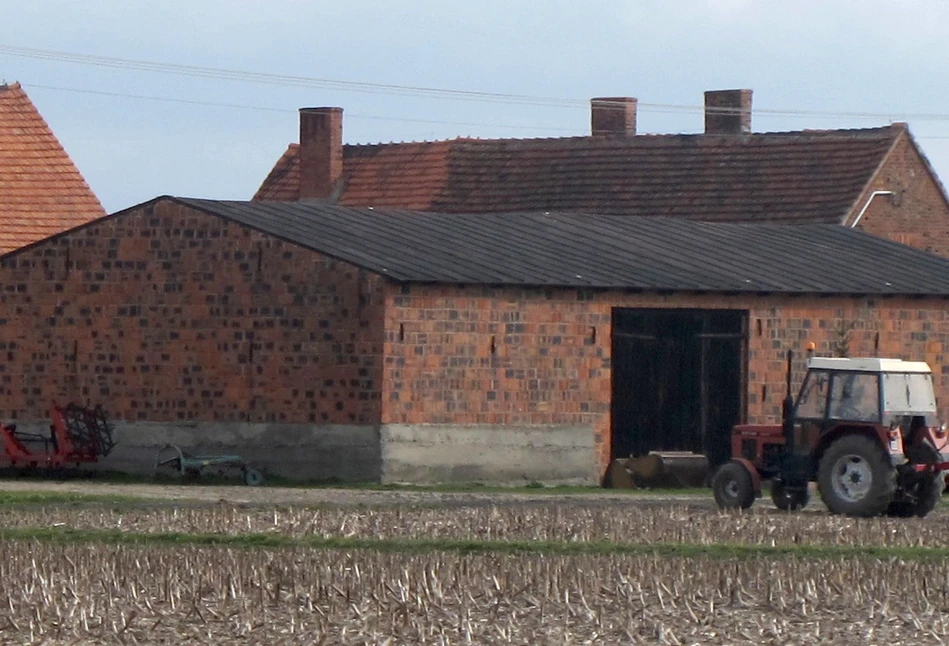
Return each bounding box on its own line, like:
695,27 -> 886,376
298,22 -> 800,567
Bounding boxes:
0,200 -> 385,424
855,132 -> 949,257
382,284 -> 949,475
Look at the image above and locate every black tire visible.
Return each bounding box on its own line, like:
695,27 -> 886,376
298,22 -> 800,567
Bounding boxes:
887,442 -> 943,518
818,435 -> 896,517
243,468 -> 264,487
712,461 -> 756,510
770,480 -> 810,511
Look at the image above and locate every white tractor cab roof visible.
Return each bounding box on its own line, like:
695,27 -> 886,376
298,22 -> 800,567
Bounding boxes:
806,357 -> 933,374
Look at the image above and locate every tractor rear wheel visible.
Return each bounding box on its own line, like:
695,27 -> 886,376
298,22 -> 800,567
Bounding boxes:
887,442 -> 943,518
712,460 -> 755,510
770,480 -> 810,511
818,435 -> 895,517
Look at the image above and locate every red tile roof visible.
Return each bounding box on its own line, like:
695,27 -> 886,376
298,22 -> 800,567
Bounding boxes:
0,83 -> 105,255
254,126 -> 903,224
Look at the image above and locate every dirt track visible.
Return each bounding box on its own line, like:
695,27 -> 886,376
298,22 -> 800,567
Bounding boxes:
0,478 -> 711,508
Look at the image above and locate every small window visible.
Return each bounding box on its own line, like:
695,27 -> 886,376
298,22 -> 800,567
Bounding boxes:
796,370 -> 830,419
829,373 -> 880,422
882,373 -> 937,413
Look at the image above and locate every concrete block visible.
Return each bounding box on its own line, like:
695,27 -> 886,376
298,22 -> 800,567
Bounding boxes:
380,424 -> 596,485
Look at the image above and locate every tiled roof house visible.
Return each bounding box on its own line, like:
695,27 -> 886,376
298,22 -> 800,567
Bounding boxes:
255,90 -> 949,257
0,82 -> 105,255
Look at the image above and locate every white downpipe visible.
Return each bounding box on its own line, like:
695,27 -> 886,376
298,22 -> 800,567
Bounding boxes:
850,190 -> 894,228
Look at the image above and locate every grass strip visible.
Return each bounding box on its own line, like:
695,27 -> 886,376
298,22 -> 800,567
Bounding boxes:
0,491 -> 142,506
2,526 -> 948,561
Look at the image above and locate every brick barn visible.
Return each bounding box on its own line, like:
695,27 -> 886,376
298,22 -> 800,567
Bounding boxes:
4,197 -> 949,484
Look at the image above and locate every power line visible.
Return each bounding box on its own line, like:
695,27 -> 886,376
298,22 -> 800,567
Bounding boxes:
5,44 -> 949,123
1,45 -> 578,107
23,83 -> 578,133
20,81 -> 949,142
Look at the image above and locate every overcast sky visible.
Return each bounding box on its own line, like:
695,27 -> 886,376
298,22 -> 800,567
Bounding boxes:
4,0 -> 949,213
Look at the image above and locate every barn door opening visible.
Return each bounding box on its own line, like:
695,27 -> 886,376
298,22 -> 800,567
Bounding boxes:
611,308 -> 746,468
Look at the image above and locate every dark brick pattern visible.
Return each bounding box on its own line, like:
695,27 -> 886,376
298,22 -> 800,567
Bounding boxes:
0,201 -> 384,424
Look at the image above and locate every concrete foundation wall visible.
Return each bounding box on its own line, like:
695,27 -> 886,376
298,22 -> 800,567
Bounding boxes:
380,424 -> 597,485
8,421 -> 594,485
11,419 -> 382,483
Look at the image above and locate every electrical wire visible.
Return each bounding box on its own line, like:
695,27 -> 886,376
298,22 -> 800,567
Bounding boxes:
7,44 -> 949,123
21,81 -> 949,141
22,83 -> 579,132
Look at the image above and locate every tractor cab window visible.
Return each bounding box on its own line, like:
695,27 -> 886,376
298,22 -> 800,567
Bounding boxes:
882,372 -> 937,414
829,373 -> 880,422
795,370 -> 830,419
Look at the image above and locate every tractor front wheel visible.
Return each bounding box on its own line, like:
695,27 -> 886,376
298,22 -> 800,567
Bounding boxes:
818,435 -> 895,517
770,480 -> 810,512
712,460 -> 756,510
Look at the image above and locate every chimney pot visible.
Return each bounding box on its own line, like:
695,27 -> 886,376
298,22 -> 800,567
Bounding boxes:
299,107 -> 343,199
704,89 -> 752,135
591,97 -> 637,136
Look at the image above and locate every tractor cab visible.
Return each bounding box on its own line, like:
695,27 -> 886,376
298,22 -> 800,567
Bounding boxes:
796,357 -> 938,429
789,357 -> 939,465
715,352 -> 949,517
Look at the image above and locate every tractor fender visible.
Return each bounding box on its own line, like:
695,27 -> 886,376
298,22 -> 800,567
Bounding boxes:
730,458 -> 762,495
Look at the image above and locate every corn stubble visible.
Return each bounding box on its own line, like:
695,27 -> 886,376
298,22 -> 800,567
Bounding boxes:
0,542 -> 948,645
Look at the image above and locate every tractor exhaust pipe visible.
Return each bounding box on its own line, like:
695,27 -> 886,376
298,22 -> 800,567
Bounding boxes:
782,349 -> 795,454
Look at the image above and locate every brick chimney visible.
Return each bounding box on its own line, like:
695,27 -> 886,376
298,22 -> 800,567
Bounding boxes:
591,97 -> 637,136
298,107 -> 343,199
704,89 -> 752,135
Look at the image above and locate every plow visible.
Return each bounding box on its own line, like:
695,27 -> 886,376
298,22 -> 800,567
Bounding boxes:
154,444 -> 264,486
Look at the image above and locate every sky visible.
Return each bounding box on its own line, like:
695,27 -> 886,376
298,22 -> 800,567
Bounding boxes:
4,0 -> 949,214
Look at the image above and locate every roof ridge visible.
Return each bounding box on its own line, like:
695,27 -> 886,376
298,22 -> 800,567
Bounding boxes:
333,125 -> 900,150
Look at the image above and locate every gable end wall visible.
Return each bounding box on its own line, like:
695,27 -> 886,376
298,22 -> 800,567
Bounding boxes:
0,200 -> 385,426
856,135 -> 949,257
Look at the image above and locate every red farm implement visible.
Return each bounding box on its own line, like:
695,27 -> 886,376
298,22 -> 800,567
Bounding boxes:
0,403 -> 116,471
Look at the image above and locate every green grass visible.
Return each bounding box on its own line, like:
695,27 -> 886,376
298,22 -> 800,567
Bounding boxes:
0,490 -> 141,506
1,525 -> 947,561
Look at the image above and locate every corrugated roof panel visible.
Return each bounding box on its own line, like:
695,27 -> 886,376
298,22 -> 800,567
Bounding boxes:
177,197 -> 949,296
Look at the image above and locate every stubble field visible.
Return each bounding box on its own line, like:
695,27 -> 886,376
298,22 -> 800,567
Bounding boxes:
0,481 -> 947,645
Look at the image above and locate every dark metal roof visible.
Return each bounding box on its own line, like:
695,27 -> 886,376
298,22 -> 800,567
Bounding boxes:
177,197 -> 949,296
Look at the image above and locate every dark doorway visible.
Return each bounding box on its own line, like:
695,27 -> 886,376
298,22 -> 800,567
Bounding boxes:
611,308 -> 746,467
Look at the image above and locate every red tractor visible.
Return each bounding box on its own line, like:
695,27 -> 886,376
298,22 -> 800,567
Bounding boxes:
712,351 -> 949,517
